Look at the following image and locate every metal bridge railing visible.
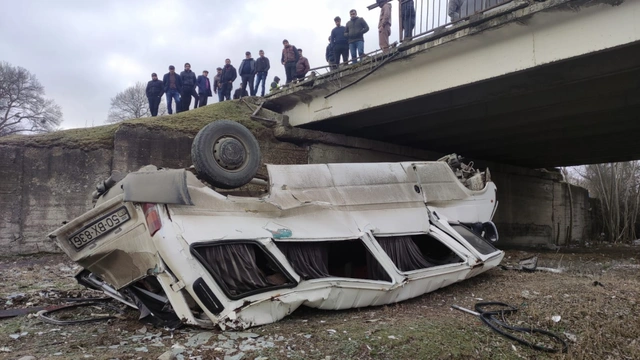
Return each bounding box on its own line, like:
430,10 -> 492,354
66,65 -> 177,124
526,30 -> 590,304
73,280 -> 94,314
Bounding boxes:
269,0 -> 516,95
369,0 -> 513,41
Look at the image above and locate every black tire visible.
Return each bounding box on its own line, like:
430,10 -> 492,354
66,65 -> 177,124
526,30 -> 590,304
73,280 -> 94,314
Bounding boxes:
191,120 -> 261,189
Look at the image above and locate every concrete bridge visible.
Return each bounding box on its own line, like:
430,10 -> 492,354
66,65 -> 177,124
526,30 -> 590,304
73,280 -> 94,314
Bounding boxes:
264,0 -> 640,168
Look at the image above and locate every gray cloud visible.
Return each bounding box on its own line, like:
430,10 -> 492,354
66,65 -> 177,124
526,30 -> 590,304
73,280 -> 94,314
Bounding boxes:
0,0 -> 394,129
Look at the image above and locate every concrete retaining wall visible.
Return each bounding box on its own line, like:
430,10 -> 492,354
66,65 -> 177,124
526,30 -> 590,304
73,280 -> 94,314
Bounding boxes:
0,126 -> 591,255
490,165 -> 591,248
0,145 -> 113,254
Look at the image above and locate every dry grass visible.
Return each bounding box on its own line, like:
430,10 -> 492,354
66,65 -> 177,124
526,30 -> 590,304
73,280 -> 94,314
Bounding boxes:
1,247 -> 639,359
0,100 -> 269,151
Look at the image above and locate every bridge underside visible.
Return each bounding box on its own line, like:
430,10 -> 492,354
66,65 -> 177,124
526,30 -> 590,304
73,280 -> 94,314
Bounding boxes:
301,41 -> 640,168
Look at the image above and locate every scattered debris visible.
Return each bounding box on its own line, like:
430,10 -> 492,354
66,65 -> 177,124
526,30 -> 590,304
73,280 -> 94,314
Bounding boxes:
552,315 -> 561,323
36,301 -> 116,325
9,332 -> 28,340
521,290 -> 533,299
518,256 -> 538,271
157,350 -> 177,360
537,267 -> 564,274
224,352 -> 245,360
137,326 -> 148,334
593,281 -> 605,287
563,332 -> 578,342
223,332 -> 259,340
7,293 -> 26,300
185,332 -> 214,347
501,255 -> 564,274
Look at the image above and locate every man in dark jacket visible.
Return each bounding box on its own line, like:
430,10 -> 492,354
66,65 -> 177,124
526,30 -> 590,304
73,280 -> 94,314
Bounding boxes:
238,51 -> 256,96
213,67 -> 223,102
197,70 -> 212,107
180,63 -> 198,111
401,0 -> 416,41
296,49 -> 310,81
146,73 -> 164,117
220,59 -> 237,101
331,16 -> 349,66
233,83 -> 249,99
253,50 -> 270,97
326,37 -> 335,66
345,9 -> 369,63
162,65 -> 182,114
281,39 -> 300,84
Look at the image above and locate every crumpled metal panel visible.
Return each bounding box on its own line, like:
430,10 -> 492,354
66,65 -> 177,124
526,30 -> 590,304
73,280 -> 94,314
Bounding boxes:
266,163 -> 423,209
264,163 -> 429,235
406,162 -> 474,202
122,169 -> 193,205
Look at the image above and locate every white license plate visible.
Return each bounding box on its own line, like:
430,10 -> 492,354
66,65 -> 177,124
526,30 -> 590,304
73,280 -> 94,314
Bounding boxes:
69,207 -> 131,249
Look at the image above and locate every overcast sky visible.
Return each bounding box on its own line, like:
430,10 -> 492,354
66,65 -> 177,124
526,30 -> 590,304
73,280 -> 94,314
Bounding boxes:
0,0 -> 405,129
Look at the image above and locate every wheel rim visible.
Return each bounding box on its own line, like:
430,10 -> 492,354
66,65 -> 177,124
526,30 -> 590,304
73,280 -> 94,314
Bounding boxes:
212,136 -> 247,171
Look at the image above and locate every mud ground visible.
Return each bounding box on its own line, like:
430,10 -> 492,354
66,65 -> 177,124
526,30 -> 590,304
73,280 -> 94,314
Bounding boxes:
1,246 -> 639,360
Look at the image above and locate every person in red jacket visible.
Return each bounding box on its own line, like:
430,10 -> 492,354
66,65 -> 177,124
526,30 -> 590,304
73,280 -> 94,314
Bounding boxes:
281,39 -> 300,84
295,49 -> 311,81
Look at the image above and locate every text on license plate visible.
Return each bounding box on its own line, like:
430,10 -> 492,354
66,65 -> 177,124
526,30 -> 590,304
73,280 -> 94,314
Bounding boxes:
69,207 -> 131,249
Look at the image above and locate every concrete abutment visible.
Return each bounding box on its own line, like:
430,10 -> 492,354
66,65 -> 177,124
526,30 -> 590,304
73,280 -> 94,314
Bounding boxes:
0,125 -> 590,255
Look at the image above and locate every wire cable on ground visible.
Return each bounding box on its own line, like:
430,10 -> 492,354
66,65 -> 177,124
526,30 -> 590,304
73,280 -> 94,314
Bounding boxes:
452,301 -> 568,353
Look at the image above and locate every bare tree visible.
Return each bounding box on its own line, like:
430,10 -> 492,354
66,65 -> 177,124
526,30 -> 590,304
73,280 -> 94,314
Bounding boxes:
573,162 -> 640,243
106,82 -> 166,123
0,61 -> 63,136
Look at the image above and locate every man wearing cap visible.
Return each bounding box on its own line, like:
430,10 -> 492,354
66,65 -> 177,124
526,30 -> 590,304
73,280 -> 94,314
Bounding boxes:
146,73 -> 164,117
162,65 -> 182,114
197,70 -> 213,107
213,67 -> 223,102
180,62 -> 198,111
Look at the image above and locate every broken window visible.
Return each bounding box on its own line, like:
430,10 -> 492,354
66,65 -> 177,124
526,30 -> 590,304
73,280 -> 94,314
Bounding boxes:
401,234 -> 465,266
276,240 -> 391,282
450,224 -> 498,255
192,242 -> 296,300
374,236 -> 435,272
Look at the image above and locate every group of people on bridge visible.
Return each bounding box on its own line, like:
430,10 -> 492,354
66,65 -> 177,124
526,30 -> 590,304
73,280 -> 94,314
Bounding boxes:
143,1 -> 422,117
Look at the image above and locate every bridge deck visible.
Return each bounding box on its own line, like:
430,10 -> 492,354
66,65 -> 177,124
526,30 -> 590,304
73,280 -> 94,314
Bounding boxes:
264,0 -> 640,168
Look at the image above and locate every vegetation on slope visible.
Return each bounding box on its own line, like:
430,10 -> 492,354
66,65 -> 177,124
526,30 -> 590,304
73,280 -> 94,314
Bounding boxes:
0,100 -> 266,151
